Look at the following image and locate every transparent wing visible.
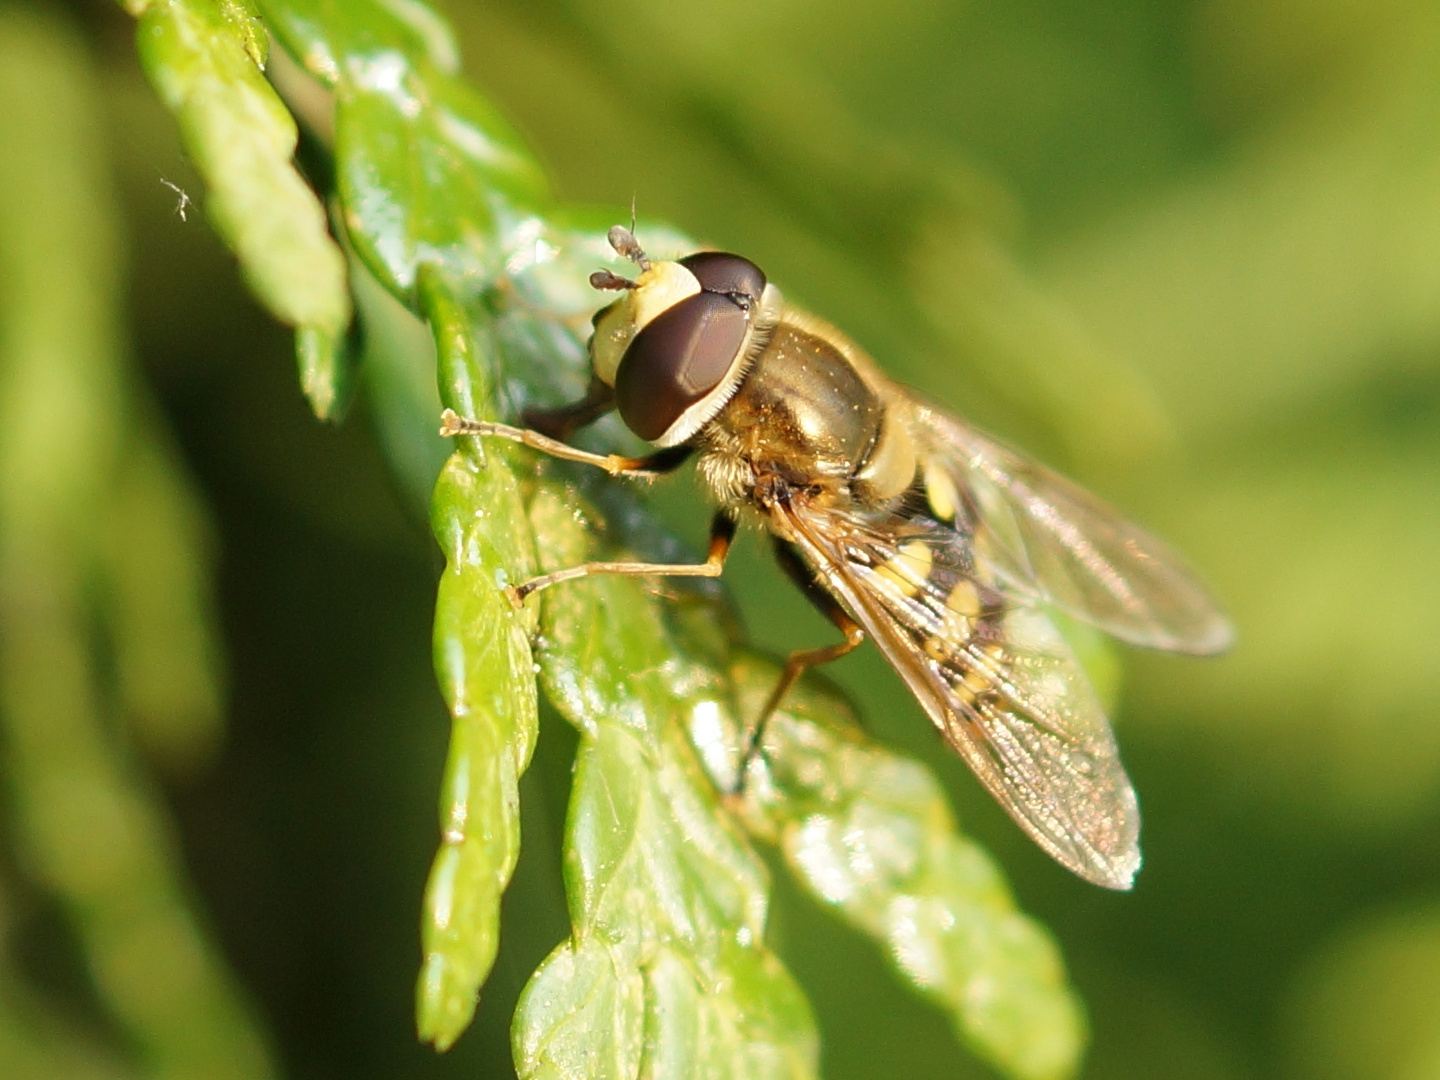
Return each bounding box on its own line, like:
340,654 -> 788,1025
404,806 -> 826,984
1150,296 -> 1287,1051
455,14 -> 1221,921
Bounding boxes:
912,404 -> 1232,655
778,500 -> 1141,889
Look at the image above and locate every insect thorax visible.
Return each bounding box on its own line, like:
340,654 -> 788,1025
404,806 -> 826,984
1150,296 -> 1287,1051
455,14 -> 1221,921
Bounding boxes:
694,312 -> 918,514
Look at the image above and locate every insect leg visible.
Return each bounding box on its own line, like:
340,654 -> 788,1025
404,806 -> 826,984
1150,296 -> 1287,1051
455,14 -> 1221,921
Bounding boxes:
440,408 -> 693,478
738,540 -> 866,783
522,377 -> 615,440
509,511 -> 736,606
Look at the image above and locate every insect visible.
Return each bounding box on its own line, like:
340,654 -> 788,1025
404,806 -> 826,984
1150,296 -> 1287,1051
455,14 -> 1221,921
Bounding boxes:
441,225 -> 1231,889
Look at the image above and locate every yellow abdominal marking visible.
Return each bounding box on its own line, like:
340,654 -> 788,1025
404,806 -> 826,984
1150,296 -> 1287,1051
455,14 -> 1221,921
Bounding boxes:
875,540 -> 933,597
927,604 -> 1001,710
854,414 -> 919,502
941,581 -> 981,639
962,642 -> 1004,696
951,680 -> 977,708
962,666 -> 991,694
946,580 -> 981,618
922,457 -> 960,523
925,580 -> 982,662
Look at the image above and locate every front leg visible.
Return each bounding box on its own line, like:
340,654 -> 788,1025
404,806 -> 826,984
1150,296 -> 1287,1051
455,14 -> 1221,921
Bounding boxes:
523,376 -> 615,441
439,409 -> 692,479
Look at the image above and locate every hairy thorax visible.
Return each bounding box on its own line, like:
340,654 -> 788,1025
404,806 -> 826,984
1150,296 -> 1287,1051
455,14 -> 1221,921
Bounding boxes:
695,309 -> 920,522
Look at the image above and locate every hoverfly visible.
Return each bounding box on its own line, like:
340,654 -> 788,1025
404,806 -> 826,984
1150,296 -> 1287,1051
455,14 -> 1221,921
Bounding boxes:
441,225 -> 1231,889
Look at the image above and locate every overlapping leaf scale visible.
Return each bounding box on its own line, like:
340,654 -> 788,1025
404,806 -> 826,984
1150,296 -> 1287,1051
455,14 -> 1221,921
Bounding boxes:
254,0 -> 557,1041
422,441 -> 537,1049
724,652 -> 1085,1080
259,0 -> 460,81
126,0 -> 351,416
260,2 -> 694,1053
410,271 -> 539,1047
518,485 -> 818,1080
261,0 -> 547,299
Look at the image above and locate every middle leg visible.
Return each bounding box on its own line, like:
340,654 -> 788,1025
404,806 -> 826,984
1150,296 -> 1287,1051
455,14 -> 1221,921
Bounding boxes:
510,511 -> 737,606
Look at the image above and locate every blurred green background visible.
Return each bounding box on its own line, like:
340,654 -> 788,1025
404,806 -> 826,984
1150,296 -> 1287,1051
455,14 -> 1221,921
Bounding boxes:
2,0 -> 1440,1078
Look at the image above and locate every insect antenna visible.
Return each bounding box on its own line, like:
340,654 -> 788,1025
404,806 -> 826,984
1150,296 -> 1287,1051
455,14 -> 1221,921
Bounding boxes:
607,224 -> 651,271
589,268 -> 637,291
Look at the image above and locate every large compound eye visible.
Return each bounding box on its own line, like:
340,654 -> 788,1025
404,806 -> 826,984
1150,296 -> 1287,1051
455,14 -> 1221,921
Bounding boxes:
678,252 -> 766,307
614,291 -> 750,441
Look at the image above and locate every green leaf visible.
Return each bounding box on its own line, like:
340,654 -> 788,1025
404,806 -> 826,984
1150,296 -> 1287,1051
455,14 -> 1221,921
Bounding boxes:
255,0 -> 553,1037
131,0 -> 351,374
422,447 -> 538,1049
0,12 -> 274,1077
334,72 -> 549,298
726,652 -> 1087,1080
0,972 -> 141,1080
260,0 -> 461,83
418,274 -> 540,1048
99,431 -> 225,774
351,253 -> 448,502
262,0 -> 548,299
419,265 -> 498,418
517,483 -> 819,1080
295,320 -> 359,422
